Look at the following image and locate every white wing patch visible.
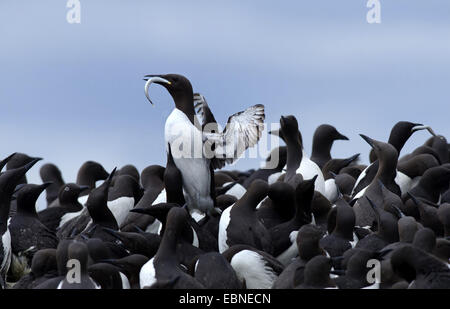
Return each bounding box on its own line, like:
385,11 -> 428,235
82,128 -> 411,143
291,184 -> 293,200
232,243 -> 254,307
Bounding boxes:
204,105 -> 265,168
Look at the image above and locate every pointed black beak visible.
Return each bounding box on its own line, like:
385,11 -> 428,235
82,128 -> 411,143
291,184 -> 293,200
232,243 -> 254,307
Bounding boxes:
105,167 -> 117,186
129,208 -> 152,215
0,152 -> 17,172
359,134 -> 375,148
344,153 -> 360,166
336,132 -> 349,141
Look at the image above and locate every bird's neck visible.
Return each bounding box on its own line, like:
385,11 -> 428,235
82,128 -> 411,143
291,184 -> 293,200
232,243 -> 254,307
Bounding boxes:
285,137 -> 303,179
311,139 -> 332,161
17,203 -> 38,218
174,96 -> 196,126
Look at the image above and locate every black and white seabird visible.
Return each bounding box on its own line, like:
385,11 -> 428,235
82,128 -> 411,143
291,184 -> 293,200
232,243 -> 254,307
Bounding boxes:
120,165 -> 165,233
276,115 -> 326,194
272,224 -> 326,289
352,135 -> 400,226
352,122 -> 434,197
0,157 -> 41,287
144,74 -> 265,215
139,207 -> 205,289
218,179 -> 272,254
9,183 -> 59,260
270,176 -> 317,264
38,183 -> 89,232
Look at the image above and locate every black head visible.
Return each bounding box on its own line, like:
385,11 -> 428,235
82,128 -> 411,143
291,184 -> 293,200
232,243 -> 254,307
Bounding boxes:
314,124 -> 348,143
280,115 -> 302,145
140,165 -> 165,189
6,153 -> 41,184
15,182 -> 51,215
86,168 -> 117,228
77,161 -> 109,187
30,248 -> 57,277
6,153 -> 36,170
412,227 -> 436,253
0,152 -> 17,173
59,183 -> 89,204
118,165 -> 140,184
388,121 -> 425,152
144,74 -> 195,121
295,176 -> 317,202
297,224 -> 325,260
39,163 -> 64,183
398,216 -> 419,243
360,134 -> 398,163
0,158 -> 41,199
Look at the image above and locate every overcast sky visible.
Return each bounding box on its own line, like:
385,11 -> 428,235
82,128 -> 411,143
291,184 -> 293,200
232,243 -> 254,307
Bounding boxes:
1,1 -> 449,209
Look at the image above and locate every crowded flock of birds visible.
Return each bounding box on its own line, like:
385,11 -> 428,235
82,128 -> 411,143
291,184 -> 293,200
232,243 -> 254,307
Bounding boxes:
1,74 -> 449,289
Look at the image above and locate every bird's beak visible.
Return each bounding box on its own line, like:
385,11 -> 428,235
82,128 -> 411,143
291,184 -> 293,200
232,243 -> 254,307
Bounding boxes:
359,134 -> 378,150
343,153 -> 360,166
411,124 -> 436,136
336,132 -> 349,141
143,75 -> 172,105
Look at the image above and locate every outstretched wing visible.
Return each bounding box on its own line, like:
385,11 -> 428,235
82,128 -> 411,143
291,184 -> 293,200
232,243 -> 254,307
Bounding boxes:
204,104 -> 265,169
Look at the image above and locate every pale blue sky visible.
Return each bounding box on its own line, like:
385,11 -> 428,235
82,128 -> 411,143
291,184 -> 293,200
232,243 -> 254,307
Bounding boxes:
1,1 -> 449,209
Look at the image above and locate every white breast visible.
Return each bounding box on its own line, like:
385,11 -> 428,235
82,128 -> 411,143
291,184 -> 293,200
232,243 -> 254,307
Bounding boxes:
140,258 -> 157,289
107,196 -> 135,227
165,109 -> 213,213
296,150 -> 326,195
324,179 -> 338,203
59,209 -> 84,228
218,204 -> 233,253
395,171 -> 412,196
78,195 -> 89,206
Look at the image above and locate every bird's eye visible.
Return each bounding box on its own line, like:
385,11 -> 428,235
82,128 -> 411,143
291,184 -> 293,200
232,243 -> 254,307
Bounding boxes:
64,187 -> 70,192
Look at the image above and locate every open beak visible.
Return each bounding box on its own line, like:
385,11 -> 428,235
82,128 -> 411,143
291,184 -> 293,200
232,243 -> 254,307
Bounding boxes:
411,124 -> 437,136
143,75 -> 172,105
